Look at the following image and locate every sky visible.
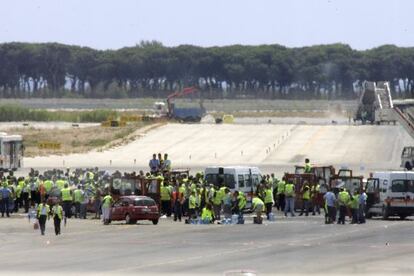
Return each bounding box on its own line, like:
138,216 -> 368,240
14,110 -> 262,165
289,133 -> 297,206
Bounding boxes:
0,0 -> 413,50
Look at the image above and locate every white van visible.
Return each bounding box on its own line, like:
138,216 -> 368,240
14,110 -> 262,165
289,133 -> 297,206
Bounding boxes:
204,166 -> 262,209
365,171 -> 414,219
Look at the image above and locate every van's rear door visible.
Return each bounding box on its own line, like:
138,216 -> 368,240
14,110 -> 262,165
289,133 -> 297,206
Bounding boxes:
388,172 -> 409,208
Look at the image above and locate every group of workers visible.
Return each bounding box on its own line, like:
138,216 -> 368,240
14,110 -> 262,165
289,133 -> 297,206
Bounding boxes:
0,167 -> 116,235
0,157 -> 369,236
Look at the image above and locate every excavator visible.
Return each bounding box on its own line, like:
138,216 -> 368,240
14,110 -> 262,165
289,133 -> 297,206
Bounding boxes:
354,81 -> 414,170
153,87 -> 205,122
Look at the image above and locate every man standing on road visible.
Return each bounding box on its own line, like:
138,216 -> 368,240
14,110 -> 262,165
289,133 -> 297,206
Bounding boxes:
358,189 -> 367,224
299,182 -> 310,216
80,186 -> 88,219
284,181 -> 295,217
102,193 -> 113,225
277,178 -> 286,211
271,174 -> 278,207
337,188 -> 350,224
311,183 -> 321,215
323,187 -> 337,224
22,179 -> 30,213
0,182 -> 12,217
173,183 -> 184,222
264,184 -> 274,219
52,202 -> 64,235
36,199 -> 50,235
61,184 -> 73,219
73,185 -> 83,218
94,187 -> 102,220
211,186 -> 222,221
160,182 -> 172,217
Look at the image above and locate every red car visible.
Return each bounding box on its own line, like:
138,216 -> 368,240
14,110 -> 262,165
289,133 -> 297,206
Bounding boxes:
110,196 -> 160,225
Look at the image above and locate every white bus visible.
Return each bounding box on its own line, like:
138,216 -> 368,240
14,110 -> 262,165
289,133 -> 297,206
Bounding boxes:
0,133 -> 23,171
204,166 -> 262,209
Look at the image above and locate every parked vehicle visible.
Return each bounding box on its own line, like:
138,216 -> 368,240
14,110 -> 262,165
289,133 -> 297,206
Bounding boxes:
400,146 -> 414,170
0,132 -> 23,171
365,171 -> 414,220
330,169 -> 364,195
204,166 -> 262,208
110,196 -> 160,225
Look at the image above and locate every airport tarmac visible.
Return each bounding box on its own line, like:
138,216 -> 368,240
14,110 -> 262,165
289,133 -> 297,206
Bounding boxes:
1,212 -> 414,275
24,121 -> 411,177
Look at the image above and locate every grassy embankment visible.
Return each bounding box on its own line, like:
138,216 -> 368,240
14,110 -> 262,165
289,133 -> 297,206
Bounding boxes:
0,104 -> 158,157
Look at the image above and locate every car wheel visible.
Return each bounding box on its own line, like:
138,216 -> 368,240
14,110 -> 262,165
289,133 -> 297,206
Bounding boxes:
152,219 -> 159,225
399,214 -> 407,220
125,214 -> 133,224
365,212 -> 372,219
382,206 -> 389,220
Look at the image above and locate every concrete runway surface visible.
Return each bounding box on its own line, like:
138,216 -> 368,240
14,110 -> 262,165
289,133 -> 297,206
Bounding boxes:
24,121 -> 411,177
2,212 -> 414,275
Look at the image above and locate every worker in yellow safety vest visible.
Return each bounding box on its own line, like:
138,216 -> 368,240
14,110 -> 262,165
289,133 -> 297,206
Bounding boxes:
284,181 -> 296,217
304,158 -> 312,173
201,203 -> 214,224
36,199 -> 50,236
311,184 -> 321,215
264,185 -> 274,220
61,184 -> 73,219
160,182 -> 172,217
52,202 -> 64,235
277,178 -> 286,211
299,182 -> 311,216
73,185 -> 83,218
188,190 -> 197,220
102,193 -> 113,225
252,196 -> 265,224
337,188 -> 350,224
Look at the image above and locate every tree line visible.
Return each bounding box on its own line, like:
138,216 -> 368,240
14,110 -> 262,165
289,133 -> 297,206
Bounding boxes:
0,41 -> 413,99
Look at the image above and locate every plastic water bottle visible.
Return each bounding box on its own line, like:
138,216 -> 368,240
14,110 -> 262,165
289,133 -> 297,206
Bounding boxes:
268,212 -> 275,221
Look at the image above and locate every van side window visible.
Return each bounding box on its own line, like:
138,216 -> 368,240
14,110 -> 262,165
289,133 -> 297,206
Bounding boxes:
245,174 -> 251,187
391,180 -> 406,193
252,174 -> 260,187
238,175 -> 245,188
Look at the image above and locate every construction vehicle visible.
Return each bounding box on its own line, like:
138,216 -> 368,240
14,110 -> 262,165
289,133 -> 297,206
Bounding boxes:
165,87 -> 206,122
0,132 -> 24,171
354,81 -> 396,124
353,81 -> 414,170
284,165 -> 335,211
329,169 -> 364,194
